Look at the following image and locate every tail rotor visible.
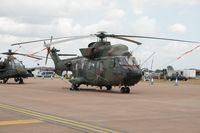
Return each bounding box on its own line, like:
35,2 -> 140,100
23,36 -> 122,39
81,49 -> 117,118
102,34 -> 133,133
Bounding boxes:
44,36 -> 53,65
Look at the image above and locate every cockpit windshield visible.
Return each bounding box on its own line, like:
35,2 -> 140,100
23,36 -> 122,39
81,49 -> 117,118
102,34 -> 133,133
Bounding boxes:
119,56 -> 138,66
13,59 -> 23,67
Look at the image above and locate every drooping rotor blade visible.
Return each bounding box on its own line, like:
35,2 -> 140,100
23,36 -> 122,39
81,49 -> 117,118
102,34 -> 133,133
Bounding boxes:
45,35 -> 93,46
28,55 -> 50,59
0,50 -> 42,60
11,36 -> 72,46
0,50 -> 16,55
177,44 -> 200,60
109,36 -> 142,45
14,53 -> 42,60
58,54 -> 77,56
113,35 -> 200,44
1,52 -> 15,55
11,35 -> 93,46
29,47 -> 47,56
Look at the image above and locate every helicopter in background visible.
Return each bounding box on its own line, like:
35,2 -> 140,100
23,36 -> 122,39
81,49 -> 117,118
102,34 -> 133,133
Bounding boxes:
11,32 -> 200,93
0,50 -> 41,84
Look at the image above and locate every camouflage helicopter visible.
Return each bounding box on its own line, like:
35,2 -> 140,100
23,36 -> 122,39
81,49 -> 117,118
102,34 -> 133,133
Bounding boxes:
11,32 -> 200,93
0,50 -> 41,84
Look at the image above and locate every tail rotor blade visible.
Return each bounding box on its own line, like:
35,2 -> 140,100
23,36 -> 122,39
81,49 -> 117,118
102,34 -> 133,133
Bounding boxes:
50,36 -> 53,43
45,47 -> 50,65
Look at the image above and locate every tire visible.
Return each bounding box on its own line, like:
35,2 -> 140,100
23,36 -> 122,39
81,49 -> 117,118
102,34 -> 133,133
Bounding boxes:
106,85 -> 112,90
120,87 -> 125,93
125,87 -> 130,93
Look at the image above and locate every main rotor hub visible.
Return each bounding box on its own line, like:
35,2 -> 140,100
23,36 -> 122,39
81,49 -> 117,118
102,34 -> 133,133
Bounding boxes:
96,31 -> 107,42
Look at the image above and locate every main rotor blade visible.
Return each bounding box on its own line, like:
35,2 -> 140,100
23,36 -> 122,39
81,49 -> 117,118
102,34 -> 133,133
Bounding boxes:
15,53 -> 42,60
109,36 -> 142,45
0,52 -> 16,55
11,37 -> 71,46
11,35 -> 93,46
58,54 -> 77,56
28,55 -> 51,59
114,35 -> 200,44
46,35 -> 92,46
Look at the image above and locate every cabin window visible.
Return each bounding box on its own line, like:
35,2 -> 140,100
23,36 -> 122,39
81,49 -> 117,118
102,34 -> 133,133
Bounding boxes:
81,62 -> 84,69
88,62 -> 95,69
109,59 -> 115,68
114,58 -> 119,68
75,63 -> 78,71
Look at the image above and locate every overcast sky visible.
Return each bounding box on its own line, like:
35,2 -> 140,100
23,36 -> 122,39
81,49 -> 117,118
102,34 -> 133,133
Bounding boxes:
0,0 -> 199,70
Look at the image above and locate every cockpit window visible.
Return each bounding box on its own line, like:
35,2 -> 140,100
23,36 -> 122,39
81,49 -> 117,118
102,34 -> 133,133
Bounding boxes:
119,57 -> 127,65
126,57 -> 134,65
14,59 -> 23,67
119,56 -> 138,66
132,57 -> 138,65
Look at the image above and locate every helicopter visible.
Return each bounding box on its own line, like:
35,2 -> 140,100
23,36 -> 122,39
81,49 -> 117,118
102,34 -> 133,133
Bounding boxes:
0,50 -> 41,84
11,32 -> 200,93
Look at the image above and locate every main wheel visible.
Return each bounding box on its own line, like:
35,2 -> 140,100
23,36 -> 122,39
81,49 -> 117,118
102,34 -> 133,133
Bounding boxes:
106,85 -> 112,91
70,84 -> 79,91
125,87 -> 130,93
19,78 -> 24,84
3,78 -> 8,84
120,87 -> 125,93
15,78 -> 19,82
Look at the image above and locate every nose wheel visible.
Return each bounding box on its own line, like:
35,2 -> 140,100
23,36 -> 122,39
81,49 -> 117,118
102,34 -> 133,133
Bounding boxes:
14,78 -> 24,84
3,78 -> 9,84
70,84 -> 80,91
19,78 -> 24,84
120,86 -> 130,94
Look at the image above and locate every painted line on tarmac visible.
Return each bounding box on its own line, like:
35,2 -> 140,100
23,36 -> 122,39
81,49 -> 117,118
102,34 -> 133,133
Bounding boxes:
0,119 -> 42,126
0,103 -> 121,133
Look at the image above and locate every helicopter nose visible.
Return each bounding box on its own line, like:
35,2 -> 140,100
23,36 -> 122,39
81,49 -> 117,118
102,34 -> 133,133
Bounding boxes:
129,69 -> 142,79
124,68 -> 142,85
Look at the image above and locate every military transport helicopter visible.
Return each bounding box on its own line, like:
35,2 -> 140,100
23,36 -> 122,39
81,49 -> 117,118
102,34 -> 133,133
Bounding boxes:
0,50 -> 41,84
11,32 -> 200,93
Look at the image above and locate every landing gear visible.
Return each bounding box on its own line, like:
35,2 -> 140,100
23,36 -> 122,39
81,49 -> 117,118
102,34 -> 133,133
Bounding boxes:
70,84 -> 80,91
3,78 -> 8,84
125,87 -> 130,93
14,77 -> 24,84
14,78 -> 19,82
19,78 -> 24,84
106,85 -> 112,91
120,86 -> 130,94
120,87 -> 125,93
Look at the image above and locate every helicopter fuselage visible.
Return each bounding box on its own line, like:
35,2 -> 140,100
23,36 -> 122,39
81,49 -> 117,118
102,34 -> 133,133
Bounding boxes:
50,42 -> 142,93
63,56 -> 142,86
0,57 -> 33,83
52,51 -> 142,93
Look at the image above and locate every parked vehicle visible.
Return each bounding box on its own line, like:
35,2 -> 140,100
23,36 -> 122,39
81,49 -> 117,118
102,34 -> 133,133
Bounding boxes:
38,71 -> 55,78
167,74 -> 188,81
